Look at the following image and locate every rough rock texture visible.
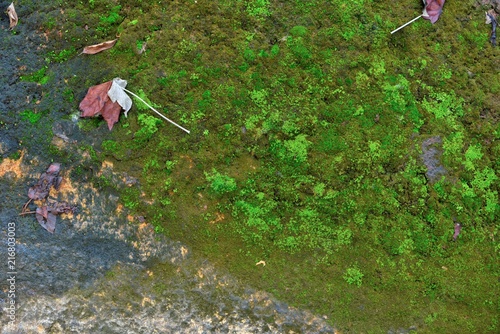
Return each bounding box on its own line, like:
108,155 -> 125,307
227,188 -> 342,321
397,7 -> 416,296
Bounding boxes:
420,136 -> 446,182
0,152 -> 334,333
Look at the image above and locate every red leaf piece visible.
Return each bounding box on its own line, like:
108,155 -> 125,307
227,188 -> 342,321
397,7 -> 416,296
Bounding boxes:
36,206 -> 56,233
79,81 -> 112,117
100,99 -> 122,130
422,0 -> 445,24
79,80 -> 122,130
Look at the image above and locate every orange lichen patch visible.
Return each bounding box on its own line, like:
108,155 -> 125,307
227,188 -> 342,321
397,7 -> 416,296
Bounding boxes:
53,172 -> 78,197
127,214 -> 134,222
51,136 -> 66,149
0,150 -> 25,178
94,160 -> 114,177
97,160 -> 114,176
181,246 -> 189,258
138,222 -> 149,231
197,268 -> 204,279
208,212 -> 225,224
116,203 -> 124,214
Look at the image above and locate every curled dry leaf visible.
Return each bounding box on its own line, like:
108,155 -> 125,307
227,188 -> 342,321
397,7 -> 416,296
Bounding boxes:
6,2 -> 18,30
35,202 -> 77,234
36,206 -> 56,233
24,164 -> 77,233
81,39 -> 117,55
486,9 -> 498,46
28,163 -> 62,201
485,9 -> 498,24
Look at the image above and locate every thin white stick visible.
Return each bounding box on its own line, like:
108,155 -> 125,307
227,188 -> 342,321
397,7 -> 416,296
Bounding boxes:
121,87 -> 190,134
391,15 -> 422,34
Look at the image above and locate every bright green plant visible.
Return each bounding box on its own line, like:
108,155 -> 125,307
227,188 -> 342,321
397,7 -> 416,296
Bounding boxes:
20,66 -> 50,84
135,114 -> 162,143
464,144 -> 483,171
284,134 -> 311,164
20,110 -> 43,124
245,0 -> 271,17
99,5 -> 122,26
47,47 -> 76,63
287,36 -> 312,65
205,168 -> 237,194
290,25 -> 308,37
422,91 -> 464,120
101,140 -> 118,153
343,265 -> 364,287
471,167 -> 497,191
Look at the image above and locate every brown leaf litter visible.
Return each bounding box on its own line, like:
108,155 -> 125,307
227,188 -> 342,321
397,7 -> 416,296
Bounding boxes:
21,163 -> 77,233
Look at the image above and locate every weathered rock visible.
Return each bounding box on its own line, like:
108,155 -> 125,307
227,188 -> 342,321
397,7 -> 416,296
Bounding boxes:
421,136 -> 447,182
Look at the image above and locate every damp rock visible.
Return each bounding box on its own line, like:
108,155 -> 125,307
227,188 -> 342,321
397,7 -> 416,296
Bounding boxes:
0,134 -> 19,157
421,136 -> 447,182
52,120 -> 79,143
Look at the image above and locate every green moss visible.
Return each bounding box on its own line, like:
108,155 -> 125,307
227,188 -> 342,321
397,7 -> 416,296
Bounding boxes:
290,25 -> 308,37
62,0 -> 500,332
135,113 -> 162,143
205,168 -> 237,195
47,47 -> 76,63
20,66 -> 50,85
20,110 -> 44,124
343,265 -> 364,287
245,0 -> 271,17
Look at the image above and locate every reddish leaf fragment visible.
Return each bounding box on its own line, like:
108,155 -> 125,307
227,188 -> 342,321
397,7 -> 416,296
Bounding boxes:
34,202 -> 76,233
49,201 -> 78,215
6,2 -> 18,30
79,80 -> 123,130
100,98 -> 122,130
36,206 -> 56,233
422,0 -> 445,24
79,81 -> 113,117
81,39 -> 118,55
28,163 -> 62,200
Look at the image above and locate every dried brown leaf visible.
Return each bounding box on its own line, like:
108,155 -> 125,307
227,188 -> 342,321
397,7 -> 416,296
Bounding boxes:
79,80 -> 123,130
28,163 -> 62,200
7,2 -> 18,30
36,206 -> 56,233
81,39 -> 117,55
100,98 -> 122,130
79,81 -> 112,117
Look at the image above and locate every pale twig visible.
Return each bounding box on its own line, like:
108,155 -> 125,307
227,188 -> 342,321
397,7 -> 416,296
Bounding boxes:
121,87 -> 190,134
19,211 -> 36,216
391,15 -> 422,34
